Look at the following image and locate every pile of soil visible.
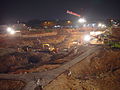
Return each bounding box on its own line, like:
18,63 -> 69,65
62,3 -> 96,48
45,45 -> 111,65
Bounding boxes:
0,52 -> 52,73
111,28 -> 120,38
0,79 -> 26,90
0,50 -> 73,74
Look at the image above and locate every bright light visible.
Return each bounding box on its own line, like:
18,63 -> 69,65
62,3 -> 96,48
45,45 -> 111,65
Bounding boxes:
9,30 -> 15,35
101,24 -> 106,28
83,24 -> 86,27
7,27 -> 12,32
78,18 -> 86,23
90,31 -> 103,36
84,35 -> 91,42
67,21 -> 71,24
90,31 -> 95,35
98,23 -> 102,27
7,27 -> 15,35
98,23 -> 106,28
92,24 -> 95,27
54,25 -> 61,28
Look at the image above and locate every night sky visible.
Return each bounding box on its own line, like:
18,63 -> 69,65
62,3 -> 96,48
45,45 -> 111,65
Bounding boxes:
0,0 -> 120,24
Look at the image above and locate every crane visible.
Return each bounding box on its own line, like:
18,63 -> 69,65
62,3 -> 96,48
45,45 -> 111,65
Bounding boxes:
67,10 -> 81,17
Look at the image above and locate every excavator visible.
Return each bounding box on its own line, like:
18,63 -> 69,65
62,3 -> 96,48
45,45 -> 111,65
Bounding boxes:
42,44 -> 58,53
18,44 -> 58,53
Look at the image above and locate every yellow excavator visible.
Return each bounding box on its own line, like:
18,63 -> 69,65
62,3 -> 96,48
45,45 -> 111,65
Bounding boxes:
42,44 -> 58,53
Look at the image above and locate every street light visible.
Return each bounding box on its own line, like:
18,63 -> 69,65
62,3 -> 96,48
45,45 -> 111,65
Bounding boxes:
98,23 -> 106,28
92,24 -> 95,27
7,27 -> 16,35
78,18 -> 86,23
101,24 -> 106,28
7,27 -> 12,32
98,23 -> 102,27
67,21 -> 71,24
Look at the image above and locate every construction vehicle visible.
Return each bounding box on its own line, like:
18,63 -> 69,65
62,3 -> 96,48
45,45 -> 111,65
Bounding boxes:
17,46 -> 32,52
42,44 -> 58,53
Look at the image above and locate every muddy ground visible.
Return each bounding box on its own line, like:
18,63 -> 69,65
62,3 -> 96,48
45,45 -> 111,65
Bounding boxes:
1,28 -> 119,90
44,47 -> 120,90
0,29 -> 83,74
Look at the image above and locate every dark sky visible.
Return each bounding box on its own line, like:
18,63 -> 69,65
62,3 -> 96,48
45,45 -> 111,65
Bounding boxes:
0,0 -> 120,24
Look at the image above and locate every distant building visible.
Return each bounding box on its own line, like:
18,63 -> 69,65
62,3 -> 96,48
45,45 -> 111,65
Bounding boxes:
40,21 -> 56,28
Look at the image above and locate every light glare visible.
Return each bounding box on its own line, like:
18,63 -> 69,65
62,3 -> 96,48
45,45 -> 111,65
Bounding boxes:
7,27 -> 15,35
9,30 -> 15,35
84,35 -> 91,42
78,18 -> 86,23
7,27 -> 12,32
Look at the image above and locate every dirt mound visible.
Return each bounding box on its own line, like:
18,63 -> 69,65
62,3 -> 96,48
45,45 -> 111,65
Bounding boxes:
0,52 -> 52,73
0,79 -> 26,90
111,28 -> 120,38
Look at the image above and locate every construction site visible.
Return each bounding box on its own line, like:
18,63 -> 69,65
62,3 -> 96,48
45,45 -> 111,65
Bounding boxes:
1,0 -> 120,89
0,25 -> 120,90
